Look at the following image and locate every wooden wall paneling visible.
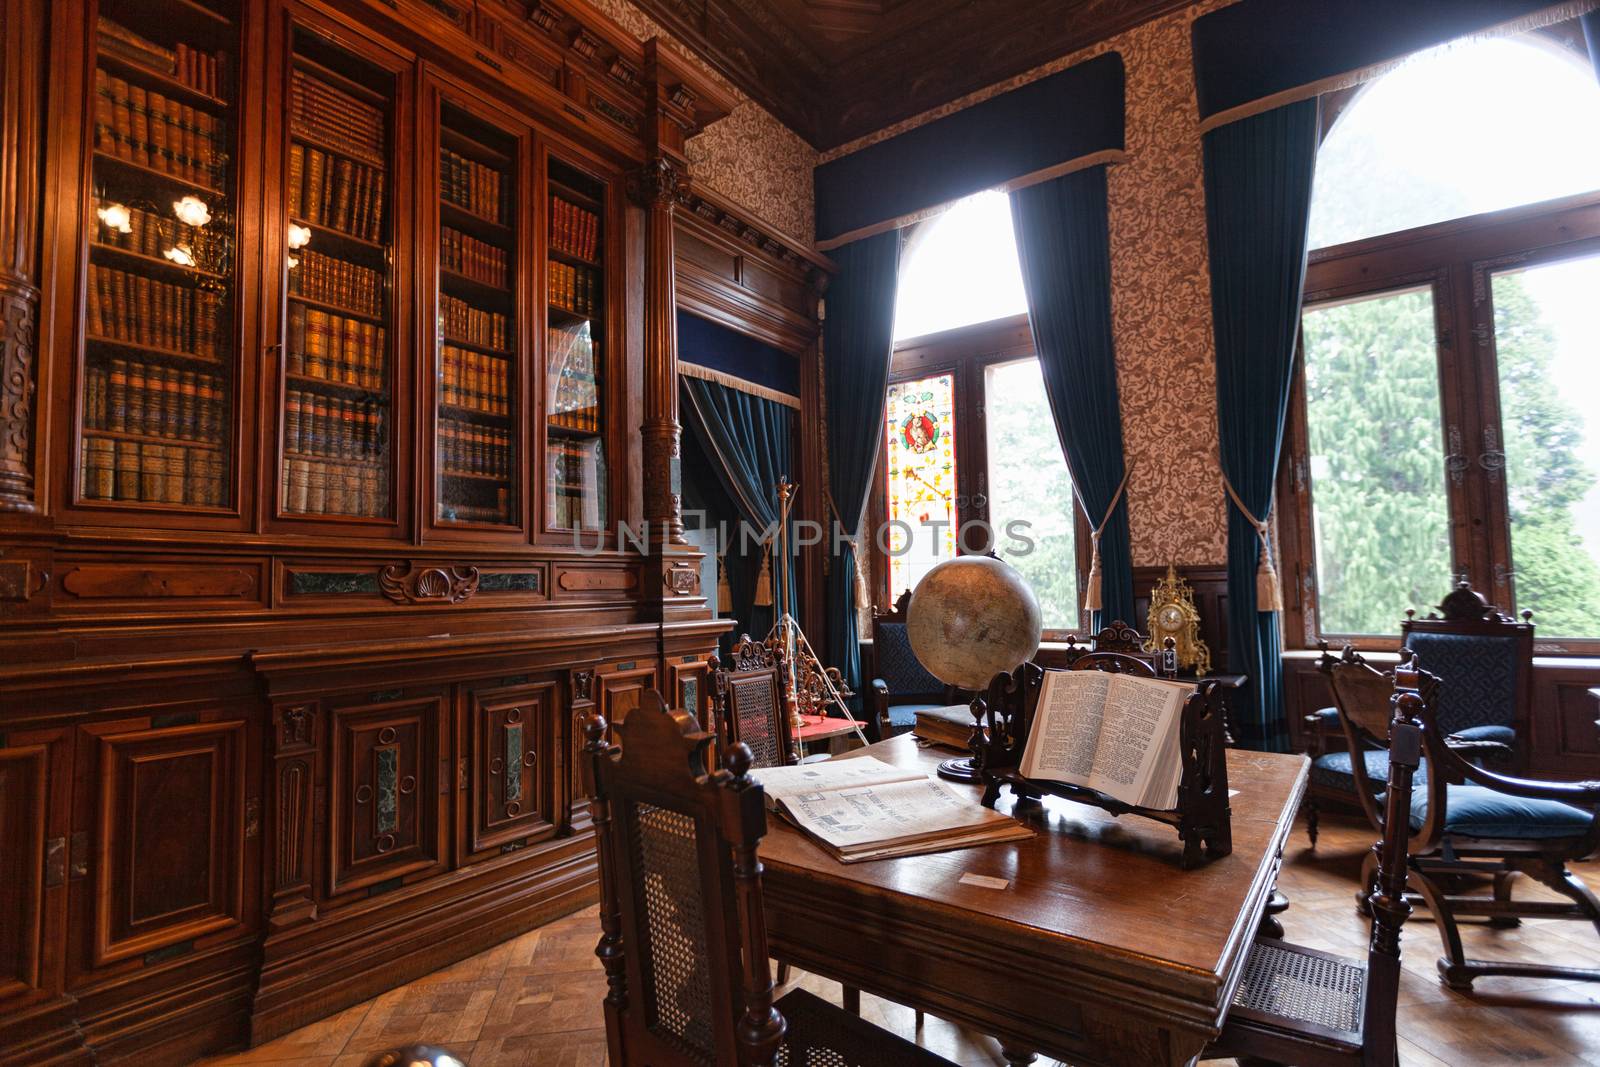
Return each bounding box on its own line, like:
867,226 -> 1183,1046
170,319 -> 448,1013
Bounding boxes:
0,725 -> 72,1012
457,676 -> 561,863
325,688 -> 447,898
1529,662 -> 1600,778
1131,564 -> 1230,671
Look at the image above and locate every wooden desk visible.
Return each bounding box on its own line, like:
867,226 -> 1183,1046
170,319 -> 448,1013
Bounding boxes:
759,734 -> 1309,1067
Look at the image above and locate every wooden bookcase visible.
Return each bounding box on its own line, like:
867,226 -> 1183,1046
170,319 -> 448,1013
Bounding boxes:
0,0 -> 738,1061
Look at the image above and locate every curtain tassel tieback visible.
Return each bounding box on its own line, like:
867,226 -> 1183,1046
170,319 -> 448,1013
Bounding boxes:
753,542 -> 774,608
1223,476 -> 1284,614
1081,464 -> 1133,613
716,546 -> 733,613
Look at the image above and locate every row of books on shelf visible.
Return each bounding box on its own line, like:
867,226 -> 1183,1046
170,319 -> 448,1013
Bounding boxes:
82,438 -> 227,507
440,294 -> 509,351
283,457 -> 386,517
440,346 -> 510,417
284,390 -> 387,461
93,199 -> 220,267
288,143 -> 387,243
88,263 -> 226,360
289,249 -> 383,318
548,260 -> 598,317
290,68 -> 384,167
98,17 -> 227,98
438,491 -> 511,525
85,360 -> 227,444
441,148 -> 507,224
439,418 -> 513,479
287,305 -> 387,390
442,227 -> 509,289
548,440 -> 604,529
94,68 -> 225,187
550,197 -> 599,261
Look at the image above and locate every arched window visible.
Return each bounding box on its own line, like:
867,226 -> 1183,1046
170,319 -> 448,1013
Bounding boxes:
1289,32 -> 1600,645
893,190 -> 1028,341
876,191 -> 1083,633
1308,37 -> 1600,250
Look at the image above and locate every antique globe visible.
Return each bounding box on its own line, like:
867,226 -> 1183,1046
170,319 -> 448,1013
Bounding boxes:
907,555 -> 1043,690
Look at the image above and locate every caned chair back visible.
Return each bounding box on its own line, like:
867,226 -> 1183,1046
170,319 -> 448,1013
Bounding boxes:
1401,581 -> 1532,766
1067,623 -> 1160,679
583,692 -> 783,1067
712,634 -> 794,769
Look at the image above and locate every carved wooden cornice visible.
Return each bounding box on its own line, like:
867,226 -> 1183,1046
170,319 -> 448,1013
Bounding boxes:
680,183 -> 833,287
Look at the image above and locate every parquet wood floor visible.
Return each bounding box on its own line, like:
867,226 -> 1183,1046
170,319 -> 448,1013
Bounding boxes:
200,812 -> 1600,1066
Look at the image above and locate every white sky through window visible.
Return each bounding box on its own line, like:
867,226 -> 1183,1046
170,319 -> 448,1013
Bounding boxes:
893,190 -> 1028,342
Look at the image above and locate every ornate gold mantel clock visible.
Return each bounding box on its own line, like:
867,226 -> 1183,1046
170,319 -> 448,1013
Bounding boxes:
1143,564 -> 1211,676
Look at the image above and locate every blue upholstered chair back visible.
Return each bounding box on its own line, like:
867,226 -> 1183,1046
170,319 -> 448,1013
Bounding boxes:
873,622 -> 944,695
1401,631 -> 1520,737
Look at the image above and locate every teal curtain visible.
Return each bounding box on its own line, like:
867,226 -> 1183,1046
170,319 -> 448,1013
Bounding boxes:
1203,99 -> 1320,753
680,378 -> 796,640
1009,166 -> 1134,628
823,231 -> 902,702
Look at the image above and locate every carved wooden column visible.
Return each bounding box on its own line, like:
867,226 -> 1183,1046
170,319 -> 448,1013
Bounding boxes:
629,153 -> 690,548
0,0 -> 45,512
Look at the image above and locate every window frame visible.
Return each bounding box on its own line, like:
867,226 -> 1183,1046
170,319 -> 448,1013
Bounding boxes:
868,312 -> 1093,639
1280,188 -> 1600,653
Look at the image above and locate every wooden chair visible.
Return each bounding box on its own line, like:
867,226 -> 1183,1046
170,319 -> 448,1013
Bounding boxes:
1303,581 -> 1531,844
1386,652 -> 1599,990
581,691 -> 958,1067
870,591 -> 962,740
710,633 -> 796,768
1205,667 -> 1425,1067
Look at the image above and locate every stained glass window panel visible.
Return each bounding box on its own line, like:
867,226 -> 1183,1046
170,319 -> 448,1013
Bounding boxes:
884,373 -> 958,601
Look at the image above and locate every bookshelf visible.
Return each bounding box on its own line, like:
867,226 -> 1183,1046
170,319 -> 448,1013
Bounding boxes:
279,29 -> 395,521
435,105 -> 519,529
80,0 -> 239,510
546,157 -> 607,531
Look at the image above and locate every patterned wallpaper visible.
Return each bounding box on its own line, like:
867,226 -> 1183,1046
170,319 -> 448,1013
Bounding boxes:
590,0 -> 819,244
822,0 -> 1236,567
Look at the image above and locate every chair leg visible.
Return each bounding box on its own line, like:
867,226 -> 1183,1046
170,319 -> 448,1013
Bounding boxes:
1355,850 -> 1376,916
914,1009 -> 923,1028
841,985 -> 860,1015
776,961 -> 791,986
999,1045 -> 1036,1065
1525,859 -> 1600,939
1488,869 -> 1522,929
1305,798 -> 1319,847
1408,867 -> 1474,991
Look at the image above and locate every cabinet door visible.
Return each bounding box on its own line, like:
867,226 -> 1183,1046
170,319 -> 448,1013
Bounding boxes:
458,679 -> 559,863
74,717 -> 251,972
425,75 -> 531,538
69,0 -> 253,526
326,692 -> 445,897
268,5 -> 413,535
0,727 -> 71,1006
570,661 -> 656,809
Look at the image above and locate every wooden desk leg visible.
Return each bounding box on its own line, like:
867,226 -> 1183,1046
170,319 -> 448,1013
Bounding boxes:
1258,887 -> 1289,939
1000,1044 -> 1038,1065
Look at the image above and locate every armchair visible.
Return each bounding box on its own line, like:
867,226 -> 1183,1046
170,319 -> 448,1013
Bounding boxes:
1331,653 -> 1599,990
869,591 -> 962,740
1303,580 -> 1530,845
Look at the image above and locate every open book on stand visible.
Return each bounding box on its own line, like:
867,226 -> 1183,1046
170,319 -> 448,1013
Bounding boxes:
1018,671 -> 1196,809
753,756 -> 1032,864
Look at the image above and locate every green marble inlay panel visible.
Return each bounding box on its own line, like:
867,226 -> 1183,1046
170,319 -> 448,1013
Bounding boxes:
481,572 -> 542,593
504,723 -> 523,805
681,677 -> 699,714
376,747 -> 398,835
291,571 -> 380,595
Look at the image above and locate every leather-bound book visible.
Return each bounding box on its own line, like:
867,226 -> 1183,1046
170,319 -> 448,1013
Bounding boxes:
115,440 -> 139,500
288,142 -> 305,218
304,148 -> 326,224
305,459 -> 326,514
286,457 -> 308,513
287,302 -> 306,376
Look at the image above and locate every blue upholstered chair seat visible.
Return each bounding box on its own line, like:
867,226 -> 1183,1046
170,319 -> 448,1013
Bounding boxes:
1311,748 -> 1428,792
1450,724 -> 1516,746
1408,784 -> 1595,840
884,701 -> 947,729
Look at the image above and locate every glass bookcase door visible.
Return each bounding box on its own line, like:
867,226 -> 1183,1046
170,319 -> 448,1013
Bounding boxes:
434,101 -> 521,531
79,0 -> 242,512
276,24 -> 401,524
544,156 -> 608,532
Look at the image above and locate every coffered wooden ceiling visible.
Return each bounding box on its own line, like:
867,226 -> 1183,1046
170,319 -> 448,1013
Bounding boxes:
632,0 -> 1193,149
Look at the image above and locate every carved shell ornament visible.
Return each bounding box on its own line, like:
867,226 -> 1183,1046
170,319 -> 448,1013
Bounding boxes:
379,562 -> 480,605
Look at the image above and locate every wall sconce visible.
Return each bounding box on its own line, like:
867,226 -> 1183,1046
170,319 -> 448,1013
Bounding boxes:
173,195 -> 211,228
286,223 -> 312,250
163,245 -> 197,268
97,201 -> 133,233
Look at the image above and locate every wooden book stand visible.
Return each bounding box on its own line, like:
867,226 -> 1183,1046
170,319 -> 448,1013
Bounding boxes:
975,655 -> 1232,868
